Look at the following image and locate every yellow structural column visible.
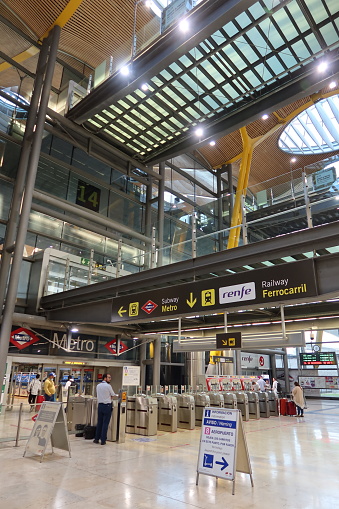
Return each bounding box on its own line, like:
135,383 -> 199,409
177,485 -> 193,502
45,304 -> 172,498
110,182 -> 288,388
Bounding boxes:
227,127 -> 254,249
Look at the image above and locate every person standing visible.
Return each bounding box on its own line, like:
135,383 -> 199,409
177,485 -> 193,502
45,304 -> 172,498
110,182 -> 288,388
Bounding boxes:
292,381 -> 305,417
272,378 -> 279,398
44,372 -> 56,401
257,376 -> 266,391
28,374 -> 41,410
251,380 -> 260,391
65,375 -> 74,392
93,374 -> 116,445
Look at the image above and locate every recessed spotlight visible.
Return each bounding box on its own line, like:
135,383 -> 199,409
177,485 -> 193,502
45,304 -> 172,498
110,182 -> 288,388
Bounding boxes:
209,140 -> 216,146
141,83 -> 148,91
71,327 -> 79,332
329,81 -> 337,89
317,62 -> 328,73
195,127 -> 204,137
120,65 -> 130,76
179,19 -> 189,32
262,114 -> 269,120
290,157 -> 297,163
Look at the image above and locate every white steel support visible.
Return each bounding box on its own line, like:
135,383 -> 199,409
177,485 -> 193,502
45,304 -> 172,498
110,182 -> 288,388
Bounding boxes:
302,170 -> 313,229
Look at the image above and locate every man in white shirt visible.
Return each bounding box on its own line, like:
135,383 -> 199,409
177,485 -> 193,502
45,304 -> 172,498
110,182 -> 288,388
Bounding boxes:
28,374 -> 41,410
257,376 -> 266,391
93,374 -> 116,445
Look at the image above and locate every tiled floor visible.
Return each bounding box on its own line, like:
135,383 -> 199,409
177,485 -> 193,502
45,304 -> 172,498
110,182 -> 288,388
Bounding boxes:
0,399 -> 338,508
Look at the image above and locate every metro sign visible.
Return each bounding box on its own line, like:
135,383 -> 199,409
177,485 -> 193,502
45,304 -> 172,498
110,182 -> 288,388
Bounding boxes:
141,300 -> 158,314
10,327 -> 40,350
104,339 -> 128,355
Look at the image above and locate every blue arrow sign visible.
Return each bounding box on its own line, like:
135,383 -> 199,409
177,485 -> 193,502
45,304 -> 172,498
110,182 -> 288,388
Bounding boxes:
216,457 -> 229,471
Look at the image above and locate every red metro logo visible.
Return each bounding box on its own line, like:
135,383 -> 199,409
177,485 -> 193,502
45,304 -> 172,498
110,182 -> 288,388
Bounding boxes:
10,328 -> 40,350
259,356 -> 265,367
104,339 -> 128,355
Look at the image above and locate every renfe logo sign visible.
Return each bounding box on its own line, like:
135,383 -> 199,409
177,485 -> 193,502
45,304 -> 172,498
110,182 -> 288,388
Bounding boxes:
10,328 -> 40,350
219,282 -> 256,304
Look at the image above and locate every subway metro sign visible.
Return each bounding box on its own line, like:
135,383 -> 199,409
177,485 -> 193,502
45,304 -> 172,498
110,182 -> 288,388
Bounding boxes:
111,258 -> 318,323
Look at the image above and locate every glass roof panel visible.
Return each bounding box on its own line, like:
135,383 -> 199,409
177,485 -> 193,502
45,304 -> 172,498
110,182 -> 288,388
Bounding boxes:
279,95 -> 339,155
320,24 -> 339,46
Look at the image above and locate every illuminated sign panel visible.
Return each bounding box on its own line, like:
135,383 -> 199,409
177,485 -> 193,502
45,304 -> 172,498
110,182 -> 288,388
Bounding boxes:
300,352 -> 337,365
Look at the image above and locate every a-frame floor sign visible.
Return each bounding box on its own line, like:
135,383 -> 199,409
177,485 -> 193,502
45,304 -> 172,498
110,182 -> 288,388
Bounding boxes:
196,408 -> 253,495
24,401 -> 71,462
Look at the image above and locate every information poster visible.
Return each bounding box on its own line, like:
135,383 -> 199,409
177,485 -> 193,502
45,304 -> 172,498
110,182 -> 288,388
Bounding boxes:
122,366 -> 140,386
299,376 -> 339,389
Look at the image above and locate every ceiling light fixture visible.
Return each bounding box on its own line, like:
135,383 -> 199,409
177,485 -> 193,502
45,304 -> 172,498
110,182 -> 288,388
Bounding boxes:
120,65 -> 130,76
290,157 -> 297,163
209,140 -> 216,146
262,114 -> 269,120
329,81 -> 337,89
179,19 -> 189,32
317,61 -> 328,73
195,127 -> 204,137
141,83 -> 148,91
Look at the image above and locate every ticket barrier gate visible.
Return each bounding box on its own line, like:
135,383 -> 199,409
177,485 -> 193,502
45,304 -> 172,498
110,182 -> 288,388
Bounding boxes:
157,395 -> 177,432
235,392 -> 249,421
91,393 -> 127,443
221,392 -> 237,410
194,393 -> 210,426
209,392 -> 224,408
67,395 -> 92,431
259,392 -> 270,418
267,390 -> 279,417
176,394 -> 195,430
135,395 -> 158,436
126,395 -> 136,434
246,392 -> 260,419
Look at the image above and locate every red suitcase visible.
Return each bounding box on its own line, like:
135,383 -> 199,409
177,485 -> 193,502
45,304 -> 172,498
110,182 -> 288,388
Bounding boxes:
35,395 -> 44,412
287,401 -> 296,416
279,398 -> 288,416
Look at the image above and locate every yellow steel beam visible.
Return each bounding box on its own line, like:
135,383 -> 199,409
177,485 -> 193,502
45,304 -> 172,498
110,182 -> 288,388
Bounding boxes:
0,46 -> 39,73
0,0 -> 84,73
40,0 -> 85,40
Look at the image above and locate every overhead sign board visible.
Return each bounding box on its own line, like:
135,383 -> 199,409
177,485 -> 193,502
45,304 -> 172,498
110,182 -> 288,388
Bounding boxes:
216,332 -> 242,350
300,352 -> 337,365
196,408 -> 253,494
111,259 -> 317,323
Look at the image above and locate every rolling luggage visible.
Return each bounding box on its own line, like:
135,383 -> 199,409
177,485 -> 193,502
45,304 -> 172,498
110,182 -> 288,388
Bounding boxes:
84,425 -> 96,439
279,398 -> 288,416
287,401 -> 296,416
35,395 -> 44,412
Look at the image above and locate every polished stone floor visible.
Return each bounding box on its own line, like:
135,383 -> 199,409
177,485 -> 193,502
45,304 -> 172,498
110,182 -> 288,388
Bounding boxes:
0,399 -> 338,508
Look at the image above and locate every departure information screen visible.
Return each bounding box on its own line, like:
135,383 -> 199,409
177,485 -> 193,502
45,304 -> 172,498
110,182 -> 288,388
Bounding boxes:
300,352 -> 337,365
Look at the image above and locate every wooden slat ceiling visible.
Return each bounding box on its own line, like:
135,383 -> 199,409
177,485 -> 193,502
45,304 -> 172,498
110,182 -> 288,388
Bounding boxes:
0,0 -> 338,189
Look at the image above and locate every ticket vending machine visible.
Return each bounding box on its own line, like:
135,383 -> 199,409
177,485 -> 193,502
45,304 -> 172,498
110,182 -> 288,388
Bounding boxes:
194,392 -> 211,426
258,392 -> 270,418
176,394 -> 195,430
221,392 -> 237,409
209,392 -> 224,408
246,392 -> 260,419
135,395 -> 158,436
158,394 -> 177,432
267,390 -> 279,417
235,392 -> 249,421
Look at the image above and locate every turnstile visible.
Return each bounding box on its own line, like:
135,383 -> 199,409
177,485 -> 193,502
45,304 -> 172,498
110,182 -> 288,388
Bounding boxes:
176,394 -> 195,430
267,390 -> 279,416
258,392 -> 270,418
209,392 -> 224,408
221,392 -> 237,409
246,392 -> 260,419
194,393 -> 210,426
107,400 -> 119,441
67,395 -> 92,431
126,395 -> 136,434
157,395 -> 177,432
135,395 -> 158,436
235,392 -> 249,421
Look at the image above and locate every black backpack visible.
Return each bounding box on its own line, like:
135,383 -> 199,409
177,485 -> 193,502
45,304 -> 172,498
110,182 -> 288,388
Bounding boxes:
277,382 -> 282,393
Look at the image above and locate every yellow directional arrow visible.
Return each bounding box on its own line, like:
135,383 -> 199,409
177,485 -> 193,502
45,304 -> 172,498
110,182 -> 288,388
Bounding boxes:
186,292 -> 197,308
118,306 -> 127,317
